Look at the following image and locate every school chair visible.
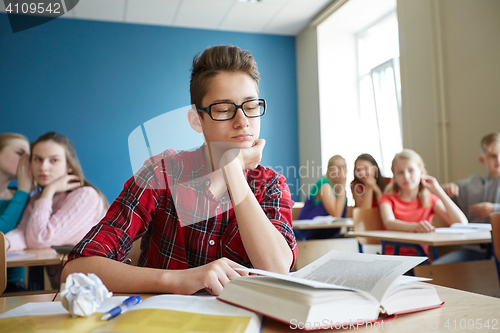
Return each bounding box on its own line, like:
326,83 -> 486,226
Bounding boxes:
346,205 -> 354,218
491,213 -> 500,286
0,232 -> 6,295
295,238 -> 359,270
292,202 -> 304,221
352,208 -> 383,254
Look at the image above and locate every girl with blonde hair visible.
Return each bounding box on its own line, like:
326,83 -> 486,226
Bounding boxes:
379,149 -> 467,256
296,155 -> 348,239
0,133 -> 31,292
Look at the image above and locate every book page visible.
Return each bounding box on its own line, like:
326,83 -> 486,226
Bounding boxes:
435,228 -> 482,234
239,251 -> 425,302
293,216 -> 353,225
293,251 -> 425,301
450,222 -> 492,231
6,252 -> 36,260
0,296 -> 261,333
96,308 -> 253,333
99,296 -> 261,333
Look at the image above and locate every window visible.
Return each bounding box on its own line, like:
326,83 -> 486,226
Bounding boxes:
316,0 -> 401,203
357,12 -> 402,176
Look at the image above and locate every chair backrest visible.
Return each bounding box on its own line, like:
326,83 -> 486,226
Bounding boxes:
432,214 -> 449,228
292,202 -> 304,220
491,213 -> 500,285
353,208 -> 384,245
346,206 -> 354,218
491,213 -> 500,260
0,232 -> 7,295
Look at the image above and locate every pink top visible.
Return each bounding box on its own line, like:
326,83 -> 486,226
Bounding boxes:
378,192 -> 440,256
6,186 -> 106,251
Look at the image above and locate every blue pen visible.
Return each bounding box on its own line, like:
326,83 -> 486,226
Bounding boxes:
101,296 -> 142,321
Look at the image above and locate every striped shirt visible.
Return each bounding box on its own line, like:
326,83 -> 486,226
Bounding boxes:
68,146 -> 297,270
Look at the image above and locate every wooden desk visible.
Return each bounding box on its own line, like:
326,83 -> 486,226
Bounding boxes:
0,293 -> 56,312
263,285 -> 500,332
7,248 -> 64,268
1,286 -> 499,332
345,230 -> 491,247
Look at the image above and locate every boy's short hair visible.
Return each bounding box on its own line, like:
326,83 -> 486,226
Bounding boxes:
481,133 -> 500,152
190,45 -> 260,113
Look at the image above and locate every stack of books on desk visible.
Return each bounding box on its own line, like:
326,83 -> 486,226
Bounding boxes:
218,251 -> 443,330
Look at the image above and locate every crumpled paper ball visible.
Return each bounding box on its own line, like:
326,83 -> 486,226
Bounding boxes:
60,273 -> 113,317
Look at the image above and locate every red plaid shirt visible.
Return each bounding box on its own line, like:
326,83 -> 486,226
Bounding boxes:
68,146 -> 297,270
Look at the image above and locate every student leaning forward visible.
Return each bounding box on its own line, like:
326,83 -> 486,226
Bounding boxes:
62,45 -> 297,295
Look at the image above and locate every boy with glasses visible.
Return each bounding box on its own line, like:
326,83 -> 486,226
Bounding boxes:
62,45 -> 297,295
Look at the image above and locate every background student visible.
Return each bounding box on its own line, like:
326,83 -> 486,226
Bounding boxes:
296,155 -> 347,239
351,153 -> 389,209
379,149 -> 467,256
442,132 -> 500,223
0,133 -> 31,292
62,45 -> 297,296
434,132 -> 500,264
5,132 -> 108,288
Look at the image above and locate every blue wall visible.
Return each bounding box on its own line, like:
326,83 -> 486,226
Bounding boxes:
0,14 -> 300,202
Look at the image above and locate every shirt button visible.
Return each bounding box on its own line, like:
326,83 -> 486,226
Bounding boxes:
205,180 -> 211,187
209,240 -> 215,246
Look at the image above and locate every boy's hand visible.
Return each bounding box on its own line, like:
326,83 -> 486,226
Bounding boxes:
238,139 -> 265,170
442,183 -> 459,197
16,154 -> 33,193
170,258 -> 248,296
413,220 -> 435,233
220,139 -> 265,171
469,202 -> 494,218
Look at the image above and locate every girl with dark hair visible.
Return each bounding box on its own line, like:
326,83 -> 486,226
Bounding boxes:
350,154 -> 389,209
5,132 -> 108,287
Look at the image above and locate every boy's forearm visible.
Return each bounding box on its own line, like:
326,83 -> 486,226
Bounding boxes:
62,257 -> 176,294
222,160 -> 293,274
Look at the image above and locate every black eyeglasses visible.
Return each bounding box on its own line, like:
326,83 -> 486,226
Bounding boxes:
197,99 -> 266,121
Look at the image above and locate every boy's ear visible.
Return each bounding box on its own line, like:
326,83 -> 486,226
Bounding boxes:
479,155 -> 486,166
187,108 -> 203,134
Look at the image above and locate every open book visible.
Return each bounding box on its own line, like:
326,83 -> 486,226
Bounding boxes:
218,251 -> 443,330
435,222 -> 492,234
293,215 -> 353,225
0,295 -> 261,333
